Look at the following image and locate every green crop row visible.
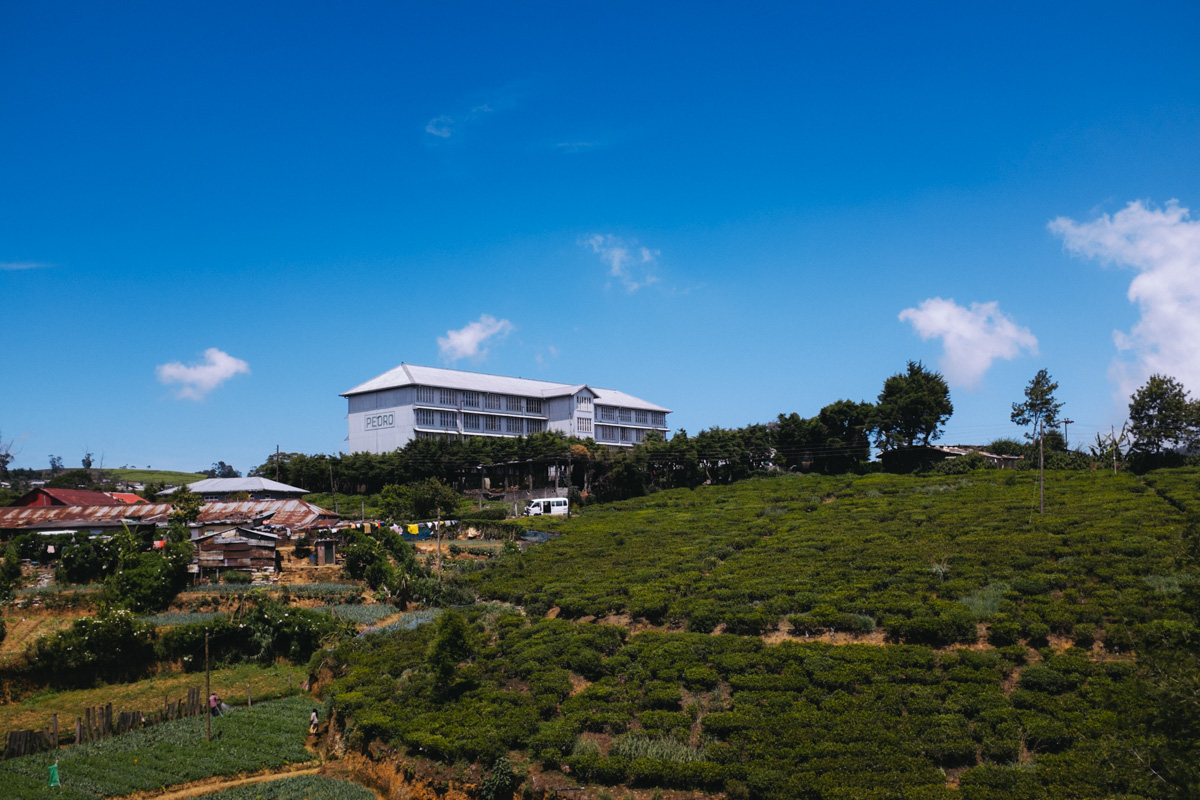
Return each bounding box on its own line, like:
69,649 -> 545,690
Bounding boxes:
467,470 -> 1194,644
0,696 -> 315,799
190,775 -> 374,800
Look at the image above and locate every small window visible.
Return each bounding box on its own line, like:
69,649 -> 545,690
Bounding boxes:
619,408 -> 632,423
485,415 -> 502,432
485,393 -> 502,410
506,416 -> 523,433
440,411 -> 457,428
651,412 -> 666,427
526,419 -> 545,434
417,386 -> 435,403
599,406 -> 616,422
577,417 -> 592,434
440,389 -> 458,406
415,409 -> 435,426
506,395 -> 522,412
462,391 -> 480,408
526,398 -> 542,414
576,395 -> 592,409
464,413 -> 480,430
635,410 -> 648,424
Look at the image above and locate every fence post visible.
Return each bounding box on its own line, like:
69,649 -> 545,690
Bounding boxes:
51,714 -> 58,749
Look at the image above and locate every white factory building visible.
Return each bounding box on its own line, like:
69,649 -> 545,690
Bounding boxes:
341,363 -> 671,454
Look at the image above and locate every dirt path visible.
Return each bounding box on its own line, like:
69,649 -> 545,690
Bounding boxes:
119,763 -> 321,800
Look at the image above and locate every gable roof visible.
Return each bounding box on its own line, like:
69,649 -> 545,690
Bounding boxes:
158,477 -> 310,496
341,363 -> 670,413
14,488 -> 124,507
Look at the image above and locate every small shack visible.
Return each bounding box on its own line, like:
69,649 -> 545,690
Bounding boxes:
194,527 -> 279,579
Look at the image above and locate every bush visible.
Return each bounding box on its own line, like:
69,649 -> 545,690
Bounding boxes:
222,569 -> 253,585
31,608 -> 157,687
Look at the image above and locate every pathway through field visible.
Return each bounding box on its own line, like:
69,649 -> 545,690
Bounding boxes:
121,765 -> 322,800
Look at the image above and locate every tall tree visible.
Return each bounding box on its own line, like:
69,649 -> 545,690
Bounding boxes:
1128,375 -> 1199,455
873,361 -> 953,450
1011,369 -> 1064,441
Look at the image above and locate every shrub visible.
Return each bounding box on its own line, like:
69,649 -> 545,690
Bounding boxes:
31,607 -> 156,687
222,569 -> 253,585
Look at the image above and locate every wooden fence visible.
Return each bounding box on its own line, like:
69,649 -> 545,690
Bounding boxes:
4,686 -> 208,759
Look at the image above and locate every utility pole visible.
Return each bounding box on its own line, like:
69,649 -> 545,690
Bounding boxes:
478,465 -> 484,511
274,445 -> 280,481
205,632 -> 211,742
1062,419 -> 1074,449
1039,419 -> 1045,515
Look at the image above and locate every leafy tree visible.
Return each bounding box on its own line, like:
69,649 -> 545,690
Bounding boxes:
0,429 -> 15,478
204,460 -> 240,478
379,478 -> 461,521
170,487 -> 204,525
1128,374 -> 1199,456
1011,369 -> 1064,441
81,452 -> 94,470
427,609 -> 476,689
48,469 -> 94,489
873,361 -> 953,450
49,454 -> 63,473
817,399 -> 875,472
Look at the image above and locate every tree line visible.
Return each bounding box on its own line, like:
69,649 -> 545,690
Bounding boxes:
247,364 -> 1200,505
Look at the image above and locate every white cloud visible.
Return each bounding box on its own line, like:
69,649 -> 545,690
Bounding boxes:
899,297 -> 1038,389
1049,199 -> 1200,400
0,261 -> 51,271
156,348 -> 250,400
425,115 -> 454,138
582,234 -> 660,292
438,314 -> 514,362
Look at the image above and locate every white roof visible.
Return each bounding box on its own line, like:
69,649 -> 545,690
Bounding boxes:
341,363 -> 671,413
159,477 -> 310,496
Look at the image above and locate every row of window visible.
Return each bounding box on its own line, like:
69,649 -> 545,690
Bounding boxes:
596,406 -> 666,427
595,425 -> 648,444
416,408 -> 546,435
414,386 -> 543,415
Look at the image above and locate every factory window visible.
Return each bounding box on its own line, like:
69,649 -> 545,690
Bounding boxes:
485,393 -> 502,410
526,419 -> 545,434
621,427 -> 633,442
417,386 -> 435,403
463,413 -> 480,430
599,406 -> 616,422
651,412 -> 666,427
577,417 -> 592,434
576,395 -> 591,409
618,407 -> 632,423
485,415 -> 502,432
506,395 -> 522,412
635,410 -> 648,424
506,416 -> 523,433
597,425 -> 618,441
439,411 -> 457,428
440,389 -> 457,405
526,398 -> 542,414
462,391 -> 480,408
415,409 -> 435,426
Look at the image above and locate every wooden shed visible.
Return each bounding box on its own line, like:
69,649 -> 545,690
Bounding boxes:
194,527 -> 279,576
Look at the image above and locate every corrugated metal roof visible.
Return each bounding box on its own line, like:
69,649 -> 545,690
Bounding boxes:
158,477 -> 310,495
341,363 -> 671,413
15,488 -> 125,507
0,499 -> 339,531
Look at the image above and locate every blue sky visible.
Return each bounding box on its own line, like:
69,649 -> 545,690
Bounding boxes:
3,2 -> 1200,473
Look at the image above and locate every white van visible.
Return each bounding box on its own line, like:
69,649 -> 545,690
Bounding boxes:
525,497 -> 569,516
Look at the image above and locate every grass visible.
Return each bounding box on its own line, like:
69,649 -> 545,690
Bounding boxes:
0,663 -> 306,733
0,696 -> 315,799
103,468 -> 206,486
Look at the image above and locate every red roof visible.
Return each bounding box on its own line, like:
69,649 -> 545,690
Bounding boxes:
107,492 -> 148,504
14,488 -> 125,507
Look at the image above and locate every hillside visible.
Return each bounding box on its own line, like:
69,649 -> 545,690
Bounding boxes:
104,468 -> 206,486
318,468 -> 1199,800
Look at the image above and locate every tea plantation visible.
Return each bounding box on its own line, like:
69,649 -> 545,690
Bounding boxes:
320,468 -> 1200,800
